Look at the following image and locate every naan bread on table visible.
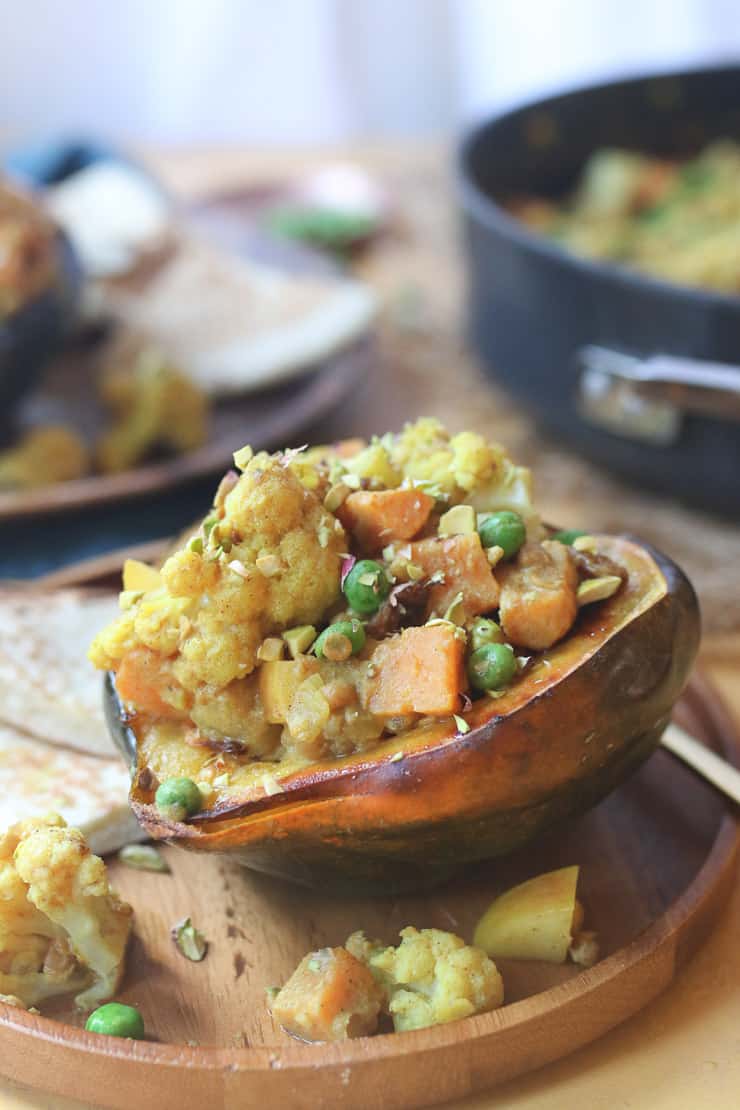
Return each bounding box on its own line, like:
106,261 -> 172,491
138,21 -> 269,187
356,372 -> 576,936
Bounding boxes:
100,236 -> 376,396
0,723 -> 142,856
0,590 -> 120,758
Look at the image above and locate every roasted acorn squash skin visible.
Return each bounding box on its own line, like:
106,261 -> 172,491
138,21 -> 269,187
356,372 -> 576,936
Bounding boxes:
106,536 -> 699,893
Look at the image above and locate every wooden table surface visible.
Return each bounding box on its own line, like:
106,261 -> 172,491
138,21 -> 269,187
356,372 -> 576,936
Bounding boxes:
4,142 -> 740,1110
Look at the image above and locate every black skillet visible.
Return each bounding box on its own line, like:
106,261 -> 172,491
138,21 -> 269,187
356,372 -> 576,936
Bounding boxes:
458,63 -> 740,517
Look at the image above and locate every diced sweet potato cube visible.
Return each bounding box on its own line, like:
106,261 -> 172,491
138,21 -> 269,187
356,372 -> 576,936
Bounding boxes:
258,658 -> 320,724
270,946 -> 383,1042
410,533 -> 500,619
498,541 -> 578,650
364,624 -> 465,717
116,648 -> 186,719
338,488 -> 434,553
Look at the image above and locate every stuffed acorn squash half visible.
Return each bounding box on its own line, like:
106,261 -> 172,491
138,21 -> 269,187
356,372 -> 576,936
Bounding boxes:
92,420 -> 699,892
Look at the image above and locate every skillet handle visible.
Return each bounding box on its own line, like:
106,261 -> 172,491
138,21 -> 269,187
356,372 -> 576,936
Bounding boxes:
577,345 -> 740,444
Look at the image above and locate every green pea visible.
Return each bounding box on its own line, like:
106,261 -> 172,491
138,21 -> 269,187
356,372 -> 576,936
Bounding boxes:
552,529 -> 587,545
313,619 -> 365,661
85,1002 -> 145,1039
342,560 -> 391,616
469,617 -> 505,652
154,777 -> 202,822
467,643 -> 518,692
478,511 -> 526,559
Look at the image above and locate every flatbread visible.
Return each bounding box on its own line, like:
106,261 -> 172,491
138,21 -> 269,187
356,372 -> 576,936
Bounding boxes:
0,723 -> 143,856
100,235 -> 376,396
0,590 -> 120,758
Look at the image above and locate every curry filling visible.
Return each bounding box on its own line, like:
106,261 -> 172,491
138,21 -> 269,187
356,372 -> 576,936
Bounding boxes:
89,419 -> 626,800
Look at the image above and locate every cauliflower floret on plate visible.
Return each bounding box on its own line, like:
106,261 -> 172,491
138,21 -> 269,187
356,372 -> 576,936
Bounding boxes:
0,814 -> 133,1010
347,926 -> 504,1032
89,451 -> 347,726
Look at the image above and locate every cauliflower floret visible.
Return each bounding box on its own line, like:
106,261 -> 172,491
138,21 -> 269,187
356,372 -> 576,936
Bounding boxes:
0,814 -> 133,1010
90,452 -> 347,724
346,926 -> 503,1032
387,419 -> 537,524
0,425 -> 89,490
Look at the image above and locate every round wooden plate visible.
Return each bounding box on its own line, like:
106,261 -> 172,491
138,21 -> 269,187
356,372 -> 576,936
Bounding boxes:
0,667 -> 737,1110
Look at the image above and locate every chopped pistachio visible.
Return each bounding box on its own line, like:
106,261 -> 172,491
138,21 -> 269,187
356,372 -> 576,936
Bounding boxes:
308,959 -> 321,972
324,482 -> 352,512
438,504 -> 476,537
117,844 -> 170,873
442,591 -> 466,625
265,986 -> 280,1003
453,714 -> 470,734
382,544 -> 397,562
202,514 -> 218,537
577,575 -> 622,606
426,617 -> 467,641
572,534 -> 598,553
233,444 -> 253,471
389,751 -> 404,763
172,917 -> 208,962
256,554 -> 282,577
196,781 -> 213,799
257,637 -> 286,662
228,559 -> 250,579
186,535 -> 204,555
320,630 -> 353,662
413,478 -> 447,501
343,471 -> 362,490
119,590 -> 143,611
292,460 -> 321,490
283,625 -> 317,658
262,773 -> 284,797
213,772 -> 231,788
486,544 -> 505,567
428,569 -> 446,585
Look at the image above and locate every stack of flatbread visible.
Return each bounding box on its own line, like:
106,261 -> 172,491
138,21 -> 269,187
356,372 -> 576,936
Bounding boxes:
100,234 -> 376,396
0,590 -> 145,855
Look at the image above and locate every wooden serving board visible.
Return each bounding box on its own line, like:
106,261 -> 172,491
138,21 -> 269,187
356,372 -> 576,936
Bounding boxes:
0,578 -> 737,1108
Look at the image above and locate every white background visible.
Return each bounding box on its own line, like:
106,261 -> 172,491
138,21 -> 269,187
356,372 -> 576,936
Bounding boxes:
1,0 -> 738,144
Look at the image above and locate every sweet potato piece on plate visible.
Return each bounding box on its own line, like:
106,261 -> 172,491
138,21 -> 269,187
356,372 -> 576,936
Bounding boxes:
338,488 -> 434,553
270,946 -> 383,1042
365,624 -> 465,717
